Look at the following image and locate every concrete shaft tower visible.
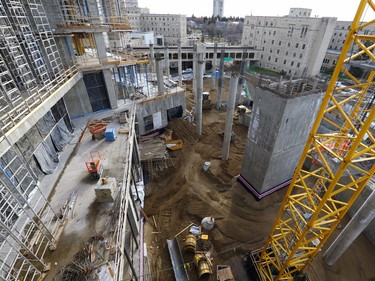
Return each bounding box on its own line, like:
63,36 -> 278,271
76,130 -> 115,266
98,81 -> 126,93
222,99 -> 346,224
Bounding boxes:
213,0 -> 224,17
238,79 -> 323,199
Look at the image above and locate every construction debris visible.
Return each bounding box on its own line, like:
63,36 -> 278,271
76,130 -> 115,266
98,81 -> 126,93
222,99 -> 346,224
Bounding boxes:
55,236 -> 106,281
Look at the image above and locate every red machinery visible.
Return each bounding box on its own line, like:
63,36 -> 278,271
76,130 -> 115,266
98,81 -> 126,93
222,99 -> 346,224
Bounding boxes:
85,151 -> 103,178
88,120 -> 106,140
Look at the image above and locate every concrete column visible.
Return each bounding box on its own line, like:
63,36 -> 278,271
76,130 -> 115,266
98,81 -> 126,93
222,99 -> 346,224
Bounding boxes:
149,44 -> 155,76
178,39 -> 182,84
93,32 -> 108,63
103,69 -> 118,109
236,50 -> 246,104
193,44 -> 197,107
155,53 -> 164,94
216,47 -> 225,109
222,74 -> 238,161
211,42 -> 218,89
164,46 -> 170,78
196,53 -> 204,136
324,189 -> 375,266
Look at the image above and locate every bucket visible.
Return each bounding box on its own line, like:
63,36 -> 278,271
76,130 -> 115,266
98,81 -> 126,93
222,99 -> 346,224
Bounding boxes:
184,234 -> 197,253
201,217 -> 215,231
203,162 -> 211,171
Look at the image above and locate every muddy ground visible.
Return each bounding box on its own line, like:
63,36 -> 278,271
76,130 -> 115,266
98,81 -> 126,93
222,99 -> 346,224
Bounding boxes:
143,79 -> 375,281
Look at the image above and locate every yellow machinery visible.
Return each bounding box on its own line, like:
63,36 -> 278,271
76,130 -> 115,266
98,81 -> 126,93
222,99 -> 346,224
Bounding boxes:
255,1 -> 375,280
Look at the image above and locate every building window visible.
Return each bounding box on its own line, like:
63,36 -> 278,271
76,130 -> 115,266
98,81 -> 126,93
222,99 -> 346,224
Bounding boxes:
302,44 -> 306,49
273,31 -> 276,35
299,53 -> 303,59
279,41 -> 281,46
271,40 -> 274,44
268,56 -> 271,61
275,58 -> 278,62
295,43 -> 299,48
297,63 -> 300,67
261,54 -> 263,59
288,42 -> 291,47
144,115 -> 154,131
293,52 -> 296,58
277,49 -> 280,54
286,51 -> 289,56
291,61 -> 294,66
283,60 -> 286,64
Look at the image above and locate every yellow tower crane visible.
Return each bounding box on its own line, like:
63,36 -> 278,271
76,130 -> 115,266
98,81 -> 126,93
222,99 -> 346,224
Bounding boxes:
254,0 -> 375,280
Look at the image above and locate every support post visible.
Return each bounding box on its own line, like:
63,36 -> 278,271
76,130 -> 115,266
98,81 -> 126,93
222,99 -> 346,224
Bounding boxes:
149,43 -> 155,78
196,52 -> 204,136
324,189 -> 375,265
178,39 -> 182,84
164,46 -> 170,78
193,44 -> 197,107
216,47 -> 225,109
155,53 -> 164,94
222,74 -> 238,161
236,50 -> 246,105
211,42 -> 218,89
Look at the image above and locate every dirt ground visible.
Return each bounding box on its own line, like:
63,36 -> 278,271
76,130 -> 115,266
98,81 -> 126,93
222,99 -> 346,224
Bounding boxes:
143,79 -> 375,281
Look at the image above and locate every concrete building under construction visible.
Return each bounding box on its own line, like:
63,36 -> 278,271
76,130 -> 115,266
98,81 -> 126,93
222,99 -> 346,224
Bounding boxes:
0,0 -> 187,280
1,0 -> 375,281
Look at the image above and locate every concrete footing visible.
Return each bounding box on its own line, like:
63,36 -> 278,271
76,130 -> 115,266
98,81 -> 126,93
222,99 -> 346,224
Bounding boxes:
237,175 -> 291,200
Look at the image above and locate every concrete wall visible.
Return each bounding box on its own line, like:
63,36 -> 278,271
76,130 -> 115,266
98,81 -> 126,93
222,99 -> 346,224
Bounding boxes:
335,181 -> 375,246
240,87 -> 323,196
136,92 -> 186,135
64,77 -> 92,118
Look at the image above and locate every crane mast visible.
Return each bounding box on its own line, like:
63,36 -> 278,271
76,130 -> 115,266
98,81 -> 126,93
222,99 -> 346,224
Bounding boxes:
255,0 -> 375,280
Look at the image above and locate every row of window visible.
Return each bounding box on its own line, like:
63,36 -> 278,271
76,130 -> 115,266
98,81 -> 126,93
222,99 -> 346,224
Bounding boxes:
261,54 -> 301,67
254,38 -> 306,50
250,27 -> 308,38
145,27 -> 179,34
141,17 -> 177,21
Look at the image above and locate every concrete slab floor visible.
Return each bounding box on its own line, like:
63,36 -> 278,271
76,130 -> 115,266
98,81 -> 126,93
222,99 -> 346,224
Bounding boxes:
38,106 -> 137,280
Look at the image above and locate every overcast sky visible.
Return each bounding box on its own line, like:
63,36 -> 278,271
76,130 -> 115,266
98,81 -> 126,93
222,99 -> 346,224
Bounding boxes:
137,0 -> 373,21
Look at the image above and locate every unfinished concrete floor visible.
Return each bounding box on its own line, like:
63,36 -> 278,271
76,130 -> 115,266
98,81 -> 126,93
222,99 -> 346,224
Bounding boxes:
143,79 -> 375,281
40,107 -> 134,281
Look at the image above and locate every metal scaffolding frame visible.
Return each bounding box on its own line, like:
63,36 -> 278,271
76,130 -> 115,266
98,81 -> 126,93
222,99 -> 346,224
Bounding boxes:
0,2 -> 38,94
1,0 -> 50,85
23,0 -> 66,82
0,145 -> 61,281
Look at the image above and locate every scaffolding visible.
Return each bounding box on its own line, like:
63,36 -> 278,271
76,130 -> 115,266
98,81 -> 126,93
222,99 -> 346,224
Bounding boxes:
0,2 -> 38,95
2,0 -> 50,84
0,146 -> 61,281
23,0 -> 66,82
